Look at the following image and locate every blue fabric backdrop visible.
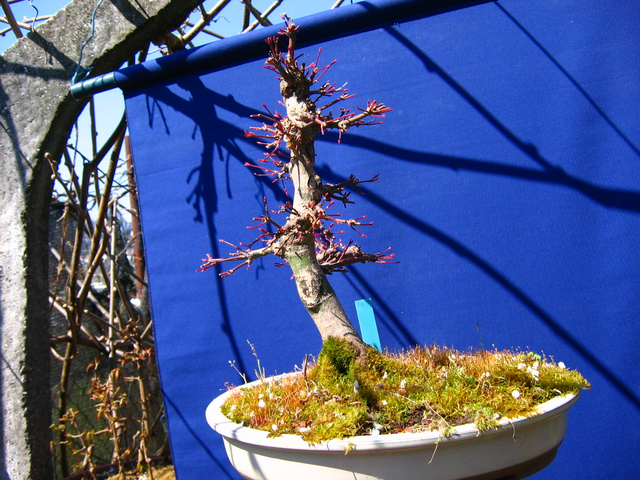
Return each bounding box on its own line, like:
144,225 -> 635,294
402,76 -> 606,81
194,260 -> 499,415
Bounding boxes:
123,0 -> 640,478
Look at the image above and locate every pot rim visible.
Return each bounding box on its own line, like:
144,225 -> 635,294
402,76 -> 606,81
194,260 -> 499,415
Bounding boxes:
205,372 -> 580,452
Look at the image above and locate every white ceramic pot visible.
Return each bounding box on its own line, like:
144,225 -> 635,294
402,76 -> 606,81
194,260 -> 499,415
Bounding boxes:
206,375 -> 580,480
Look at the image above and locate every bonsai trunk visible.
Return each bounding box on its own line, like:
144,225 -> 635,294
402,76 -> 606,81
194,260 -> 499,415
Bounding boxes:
285,240 -> 364,351
279,78 -> 367,355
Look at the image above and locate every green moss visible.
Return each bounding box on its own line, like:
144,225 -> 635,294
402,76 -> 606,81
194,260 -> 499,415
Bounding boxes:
221,344 -> 590,444
317,337 -> 359,377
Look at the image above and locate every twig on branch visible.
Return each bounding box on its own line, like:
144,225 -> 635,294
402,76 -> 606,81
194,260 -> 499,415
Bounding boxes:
182,0 -> 232,46
198,242 -> 275,277
242,0 -> 282,33
241,0 -> 272,26
0,0 -> 23,38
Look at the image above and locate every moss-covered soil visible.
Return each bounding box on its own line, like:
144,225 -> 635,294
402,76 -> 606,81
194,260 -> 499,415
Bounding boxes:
222,339 -> 590,444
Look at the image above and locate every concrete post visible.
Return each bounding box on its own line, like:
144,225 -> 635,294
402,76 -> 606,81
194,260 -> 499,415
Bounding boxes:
0,0 -> 201,478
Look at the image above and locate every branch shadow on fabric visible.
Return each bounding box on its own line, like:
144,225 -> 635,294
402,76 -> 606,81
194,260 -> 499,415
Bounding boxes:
320,9 -> 640,410
163,394 -> 237,480
140,76 -> 292,375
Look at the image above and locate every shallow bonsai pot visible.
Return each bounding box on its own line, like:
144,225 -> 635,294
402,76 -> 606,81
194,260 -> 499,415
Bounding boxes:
206,374 -> 580,480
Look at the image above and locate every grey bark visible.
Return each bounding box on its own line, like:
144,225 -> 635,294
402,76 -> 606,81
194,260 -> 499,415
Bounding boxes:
0,0 -> 200,478
277,66 -> 368,356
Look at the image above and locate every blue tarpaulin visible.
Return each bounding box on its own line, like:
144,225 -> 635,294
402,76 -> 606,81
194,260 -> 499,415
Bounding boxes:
121,0 -> 640,478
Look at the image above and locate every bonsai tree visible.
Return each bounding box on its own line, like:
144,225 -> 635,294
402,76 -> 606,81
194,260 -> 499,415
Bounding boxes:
199,17 -> 392,358
202,18 -> 589,452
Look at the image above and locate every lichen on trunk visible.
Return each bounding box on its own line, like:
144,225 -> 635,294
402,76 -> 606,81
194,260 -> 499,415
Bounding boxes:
285,240 -> 365,352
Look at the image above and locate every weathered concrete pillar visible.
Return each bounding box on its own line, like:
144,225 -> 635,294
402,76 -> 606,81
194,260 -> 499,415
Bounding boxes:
0,1 -> 200,478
